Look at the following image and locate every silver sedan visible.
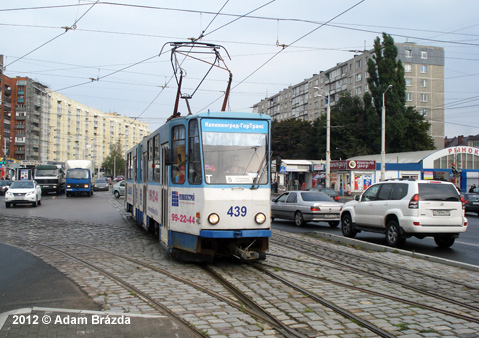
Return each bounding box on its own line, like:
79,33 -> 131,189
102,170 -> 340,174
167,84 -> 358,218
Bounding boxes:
271,191 -> 343,227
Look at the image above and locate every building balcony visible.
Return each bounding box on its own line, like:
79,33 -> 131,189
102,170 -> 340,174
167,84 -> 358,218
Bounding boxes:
15,115 -> 26,121
14,149 -> 25,155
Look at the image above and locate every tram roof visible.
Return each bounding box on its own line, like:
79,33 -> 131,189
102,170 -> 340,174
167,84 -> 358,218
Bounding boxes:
194,111 -> 271,120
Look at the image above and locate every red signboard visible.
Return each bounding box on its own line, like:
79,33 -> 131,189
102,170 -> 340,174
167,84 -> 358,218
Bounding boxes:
330,160 -> 376,171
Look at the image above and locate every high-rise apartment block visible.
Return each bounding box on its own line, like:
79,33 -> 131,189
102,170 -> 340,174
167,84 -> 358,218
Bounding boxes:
253,42 -> 445,149
0,55 -> 149,166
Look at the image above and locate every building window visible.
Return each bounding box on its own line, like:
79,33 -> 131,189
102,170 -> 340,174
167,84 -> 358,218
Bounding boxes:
419,108 -> 427,116
356,59 -> 361,68
405,78 -> 412,87
421,51 -> 428,59
420,79 -> 427,88
356,73 -> 362,82
404,64 -> 412,73
420,93 -> 428,102
420,65 -> 427,73
406,93 -> 413,101
356,87 -> 362,95
405,49 -> 412,58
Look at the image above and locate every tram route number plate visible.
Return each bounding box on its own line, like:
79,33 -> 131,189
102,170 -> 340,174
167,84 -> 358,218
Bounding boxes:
433,210 -> 450,216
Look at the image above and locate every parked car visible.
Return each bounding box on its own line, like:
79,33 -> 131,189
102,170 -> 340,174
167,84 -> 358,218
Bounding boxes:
0,179 -> 12,196
112,181 -> 125,198
310,187 -> 340,201
93,178 -> 109,191
271,191 -> 343,227
5,180 -> 42,208
463,193 -> 479,216
113,175 -> 125,182
340,179 -> 468,248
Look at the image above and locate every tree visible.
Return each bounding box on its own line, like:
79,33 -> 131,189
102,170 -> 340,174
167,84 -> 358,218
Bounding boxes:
364,33 -> 434,153
271,119 -> 315,159
101,140 -> 125,176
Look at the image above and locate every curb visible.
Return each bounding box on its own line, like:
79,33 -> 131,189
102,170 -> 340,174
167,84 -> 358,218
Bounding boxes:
310,231 -> 479,272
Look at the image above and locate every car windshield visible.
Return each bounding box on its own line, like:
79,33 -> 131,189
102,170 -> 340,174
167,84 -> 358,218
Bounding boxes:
0,181 -> 10,186
67,169 -> 89,179
466,194 -> 479,201
321,188 -> 338,195
301,192 -> 333,202
35,169 -> 57,177
10,181 -> 34,189
96,179 -> 107,183
418,183 -> 460,201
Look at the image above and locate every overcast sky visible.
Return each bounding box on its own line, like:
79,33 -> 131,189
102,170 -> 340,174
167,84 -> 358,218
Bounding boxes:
2,0 -> 478,139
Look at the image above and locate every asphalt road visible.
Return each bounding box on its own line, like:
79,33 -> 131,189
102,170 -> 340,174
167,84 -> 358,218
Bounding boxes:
272,211 -> 479,267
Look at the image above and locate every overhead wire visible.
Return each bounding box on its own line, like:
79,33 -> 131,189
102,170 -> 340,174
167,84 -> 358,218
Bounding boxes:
4,1 -> 100,69
198,0 -> 366,112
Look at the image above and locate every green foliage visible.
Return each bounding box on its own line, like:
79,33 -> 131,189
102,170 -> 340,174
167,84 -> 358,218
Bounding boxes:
101,140 -> 125,176
271,119 -> 315,159
364,32 -> 434,153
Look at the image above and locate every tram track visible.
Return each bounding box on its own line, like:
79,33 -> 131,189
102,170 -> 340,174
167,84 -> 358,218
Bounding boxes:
271,232 -> 479,311
253,261 -> 479,325
3,236 -> 308,337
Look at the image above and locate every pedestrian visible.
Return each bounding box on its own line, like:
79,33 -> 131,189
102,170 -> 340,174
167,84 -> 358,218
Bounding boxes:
272,179 -> 278,193
469,184 -> 476,193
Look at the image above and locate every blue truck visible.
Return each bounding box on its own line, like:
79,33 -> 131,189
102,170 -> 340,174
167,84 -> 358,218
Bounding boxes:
65,160 -> 95,197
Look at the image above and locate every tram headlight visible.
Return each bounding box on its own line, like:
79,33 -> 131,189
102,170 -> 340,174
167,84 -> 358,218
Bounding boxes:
208,213 -> 220,225
255,212 -> 266,224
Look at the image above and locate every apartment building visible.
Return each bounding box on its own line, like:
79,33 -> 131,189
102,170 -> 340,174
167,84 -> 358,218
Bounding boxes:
253,42 -> 445,149
0,59 -> 149,166
47,91 -> 149,166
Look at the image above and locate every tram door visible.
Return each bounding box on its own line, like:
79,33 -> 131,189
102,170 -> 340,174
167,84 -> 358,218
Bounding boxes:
160,144 -> 169,245
142,149 -> 148,227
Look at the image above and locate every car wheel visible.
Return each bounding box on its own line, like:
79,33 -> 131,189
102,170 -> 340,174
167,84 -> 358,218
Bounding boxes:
114,190 -> 120,199
385,219 -> 404,247
38,199 -> 41,206
5,202 -> 11,208
294,211 -> 305,227
341,213 -> 357,238
328,221 -> 339,228
33,198 -> 38,207
434,235 -> 455,248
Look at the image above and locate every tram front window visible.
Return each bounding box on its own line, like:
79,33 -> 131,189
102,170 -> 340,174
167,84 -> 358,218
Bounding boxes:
203,132 -> 268,185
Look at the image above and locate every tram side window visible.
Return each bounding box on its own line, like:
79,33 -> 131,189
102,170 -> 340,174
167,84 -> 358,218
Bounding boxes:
153,134 -> 160,182
188,120 -> 202,184
127,153 -> 133,180
133,155 -> 137,181
147,139 -> 154,181
171,125 -> 186,184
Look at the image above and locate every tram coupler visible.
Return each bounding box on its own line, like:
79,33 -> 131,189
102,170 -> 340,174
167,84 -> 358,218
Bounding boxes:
235,248 -> 259,261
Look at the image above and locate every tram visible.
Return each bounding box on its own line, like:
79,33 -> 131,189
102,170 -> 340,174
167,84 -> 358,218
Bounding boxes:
125,112 -> 272,261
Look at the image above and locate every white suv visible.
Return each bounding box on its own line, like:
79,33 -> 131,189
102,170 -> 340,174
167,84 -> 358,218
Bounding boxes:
340,180 -> 468,248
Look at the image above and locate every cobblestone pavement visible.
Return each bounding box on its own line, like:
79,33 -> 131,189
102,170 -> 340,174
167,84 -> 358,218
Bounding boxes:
1,193 -> 478,337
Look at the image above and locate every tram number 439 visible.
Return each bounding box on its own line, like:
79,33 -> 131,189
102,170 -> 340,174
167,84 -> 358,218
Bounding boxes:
227,206 -> 247,217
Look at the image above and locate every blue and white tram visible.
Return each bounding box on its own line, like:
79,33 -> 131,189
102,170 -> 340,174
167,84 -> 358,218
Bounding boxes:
125,111 -> 271,261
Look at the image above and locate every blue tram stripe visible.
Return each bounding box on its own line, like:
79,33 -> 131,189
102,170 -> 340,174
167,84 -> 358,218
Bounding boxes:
199,229 -> 271,238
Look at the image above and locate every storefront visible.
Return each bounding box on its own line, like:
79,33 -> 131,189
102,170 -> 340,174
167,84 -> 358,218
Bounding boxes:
272,159 -> 313,191
345,147 -> 479,193
330,160 -> 375,194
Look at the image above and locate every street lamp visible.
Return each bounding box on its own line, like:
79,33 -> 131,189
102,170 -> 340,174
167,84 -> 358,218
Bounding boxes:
381,84 -> 393,181
314,87 -> 330,188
